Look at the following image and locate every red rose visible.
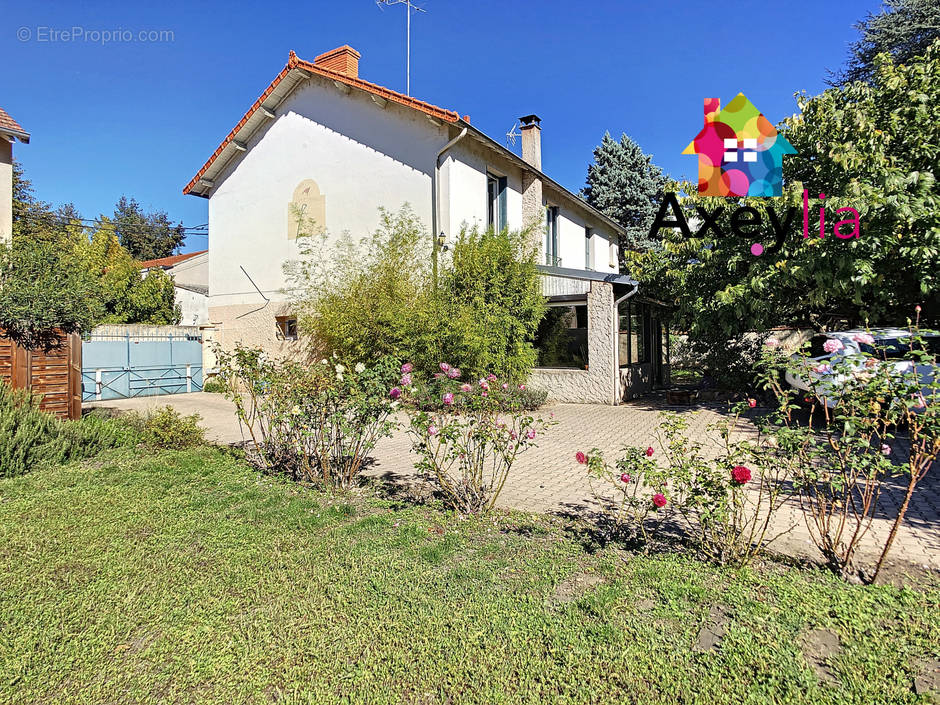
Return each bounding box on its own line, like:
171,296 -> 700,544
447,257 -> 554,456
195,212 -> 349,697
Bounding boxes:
748,398 -> 757,408
575,451 -> 587,465
731,465 -> 751,485
620,473 -> 631,484
645,446 -> 654,457
652,493 -> 667,508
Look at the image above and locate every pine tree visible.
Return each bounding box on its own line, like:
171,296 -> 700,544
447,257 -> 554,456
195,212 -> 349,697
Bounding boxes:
581,133 -> 666,252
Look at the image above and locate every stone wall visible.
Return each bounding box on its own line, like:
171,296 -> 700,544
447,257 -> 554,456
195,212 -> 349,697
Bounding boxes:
530,280 -> 616,404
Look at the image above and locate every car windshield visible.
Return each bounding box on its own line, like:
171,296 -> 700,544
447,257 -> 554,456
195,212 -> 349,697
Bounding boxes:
859,336 -> 940,360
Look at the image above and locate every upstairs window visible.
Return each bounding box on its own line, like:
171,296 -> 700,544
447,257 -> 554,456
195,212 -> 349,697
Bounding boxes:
584,227 -> 593,270
544,206 -> 559,266
486,173 -> 507,231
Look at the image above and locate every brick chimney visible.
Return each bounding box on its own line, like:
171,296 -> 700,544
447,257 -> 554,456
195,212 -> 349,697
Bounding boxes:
519,114 -> 544,235
314,45 -> 361,79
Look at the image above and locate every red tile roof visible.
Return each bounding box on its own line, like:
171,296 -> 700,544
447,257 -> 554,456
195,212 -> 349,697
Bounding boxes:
183,50 -> 461,196
138,249 -> 207,269
0,107 -> 29,142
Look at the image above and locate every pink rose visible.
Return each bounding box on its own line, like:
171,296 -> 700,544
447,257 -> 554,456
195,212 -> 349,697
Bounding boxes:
443,392 -> 454,406
481,390 -> 488,397
852,332 -> 875,345
645,446 -> 654,457
652,493 -> 667,508
822,338 -> 844,354
765,338 -> 780,349
479,379 -> 490,390
389,387 -> 402,400
915,304 -> 922,313
881,444 -> 891,455
518,384 -> 526,390
526,428 -> 536,440
731,465 -> 751,484
510,431 -> 518,440
501,383 -> 509,390
439,362 -> 451,372
575,451 -> 587,464
620,473 -> 631,484
428,424 -> 439,436
447,367 -> 461,379
487,374 -> 497,382
460,383 -> 472,392
400,373 -> 412,386
401,362 -> 413,373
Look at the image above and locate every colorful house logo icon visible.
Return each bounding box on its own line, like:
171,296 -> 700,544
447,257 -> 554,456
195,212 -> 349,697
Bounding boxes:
682,94 -> 796,197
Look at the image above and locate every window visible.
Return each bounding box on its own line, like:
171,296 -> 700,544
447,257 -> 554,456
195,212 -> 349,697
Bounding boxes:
618,302 -> 649,366
534,303 -> 588,368
544,206 -> 559,266
584,227 -> 593,270
275,316 -> 298,341
486,173 -> 507,231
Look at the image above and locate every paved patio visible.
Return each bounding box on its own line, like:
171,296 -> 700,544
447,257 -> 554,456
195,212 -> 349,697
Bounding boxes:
88,392 -> 939,574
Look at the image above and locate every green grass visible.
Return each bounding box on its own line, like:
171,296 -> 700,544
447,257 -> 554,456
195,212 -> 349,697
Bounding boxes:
0,448 -> 937,704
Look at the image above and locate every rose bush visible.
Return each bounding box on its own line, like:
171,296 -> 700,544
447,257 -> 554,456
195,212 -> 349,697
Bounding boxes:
216,346 -> 399,491
400,362 -> 555,514
579,408 -> 793,565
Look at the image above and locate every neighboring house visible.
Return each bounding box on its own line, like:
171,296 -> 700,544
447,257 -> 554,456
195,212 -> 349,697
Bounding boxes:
682,94 -> 796,197
0,107 -> 30,244
184,46 -> 668,403
139,250 -> 209,326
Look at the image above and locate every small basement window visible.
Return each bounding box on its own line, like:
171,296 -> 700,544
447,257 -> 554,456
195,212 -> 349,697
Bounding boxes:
275,316 -> 298,341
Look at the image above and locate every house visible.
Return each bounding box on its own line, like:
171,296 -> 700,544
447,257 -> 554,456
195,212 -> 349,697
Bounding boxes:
0,107 -> 30,243
682,94 -> 796,197
139,250 -> 209,326
184,46 -> 669,403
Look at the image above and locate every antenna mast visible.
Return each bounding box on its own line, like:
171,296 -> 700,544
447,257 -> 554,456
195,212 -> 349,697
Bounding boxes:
376,0 -> 426,96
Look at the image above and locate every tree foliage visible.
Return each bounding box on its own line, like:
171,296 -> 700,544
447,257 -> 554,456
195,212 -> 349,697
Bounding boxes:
831,0 -> 940,85
112,195 -> 185,261
582,132 -> 666,251
629,39 -> 940,351
286,207 -> 545,383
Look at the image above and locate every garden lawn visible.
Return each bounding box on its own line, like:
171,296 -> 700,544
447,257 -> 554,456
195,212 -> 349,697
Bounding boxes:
0,448 -> 937,705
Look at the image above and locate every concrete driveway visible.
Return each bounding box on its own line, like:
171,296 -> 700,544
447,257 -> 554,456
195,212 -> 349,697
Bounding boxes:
88,392 -> 940,574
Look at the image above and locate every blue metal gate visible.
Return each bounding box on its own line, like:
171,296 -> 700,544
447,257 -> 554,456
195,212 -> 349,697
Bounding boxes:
82,327 -> 204,401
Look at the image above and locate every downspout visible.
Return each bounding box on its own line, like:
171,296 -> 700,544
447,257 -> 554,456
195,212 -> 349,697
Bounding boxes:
431,127 -> 468,286
612,281 -> 639,405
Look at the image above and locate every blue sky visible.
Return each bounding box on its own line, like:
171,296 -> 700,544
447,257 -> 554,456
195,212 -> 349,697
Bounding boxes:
2,0 -> 881,252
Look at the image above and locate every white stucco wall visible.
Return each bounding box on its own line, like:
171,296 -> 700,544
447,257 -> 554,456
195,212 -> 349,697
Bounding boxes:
168,252 -> 208,290
0,140 -> 12,244
207,76 -> 448,309
175,286 -> 208,326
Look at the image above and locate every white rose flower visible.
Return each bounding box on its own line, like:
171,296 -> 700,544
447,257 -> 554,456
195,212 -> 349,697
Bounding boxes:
335,364 -> 345,374
355,362 -> 366,373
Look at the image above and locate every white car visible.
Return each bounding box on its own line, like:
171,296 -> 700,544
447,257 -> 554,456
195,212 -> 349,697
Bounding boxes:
784,328 -> 939,408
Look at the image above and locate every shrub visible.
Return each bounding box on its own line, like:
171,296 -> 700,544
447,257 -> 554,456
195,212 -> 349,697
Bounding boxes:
579,407 -> 792,565
141,406 -> 205,449
756,316 -> 939,581
202,376 -> 226,394
285,206 -> 545,384
0,383 -> 140,477
400,362 -> 555,514
216,346 -> 399,491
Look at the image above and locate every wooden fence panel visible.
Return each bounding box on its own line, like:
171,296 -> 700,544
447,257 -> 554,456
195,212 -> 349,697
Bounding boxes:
0,332 -> 82,420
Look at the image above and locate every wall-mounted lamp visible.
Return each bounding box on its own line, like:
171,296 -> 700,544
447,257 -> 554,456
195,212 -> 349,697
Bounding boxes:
437,231 -> 448,251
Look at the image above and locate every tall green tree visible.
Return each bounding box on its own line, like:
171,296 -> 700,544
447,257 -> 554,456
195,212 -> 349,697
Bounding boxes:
625,39 -> 940,382
581,133 -> 666,251
831,0 -> 940,85
113,196 -> 185,261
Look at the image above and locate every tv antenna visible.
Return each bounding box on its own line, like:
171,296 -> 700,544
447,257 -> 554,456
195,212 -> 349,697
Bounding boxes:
376,0 -> 427,96
505,123 -> 519,147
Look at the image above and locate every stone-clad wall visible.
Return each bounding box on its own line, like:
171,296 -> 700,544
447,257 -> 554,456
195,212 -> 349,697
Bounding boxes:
529,281 -> 617,404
